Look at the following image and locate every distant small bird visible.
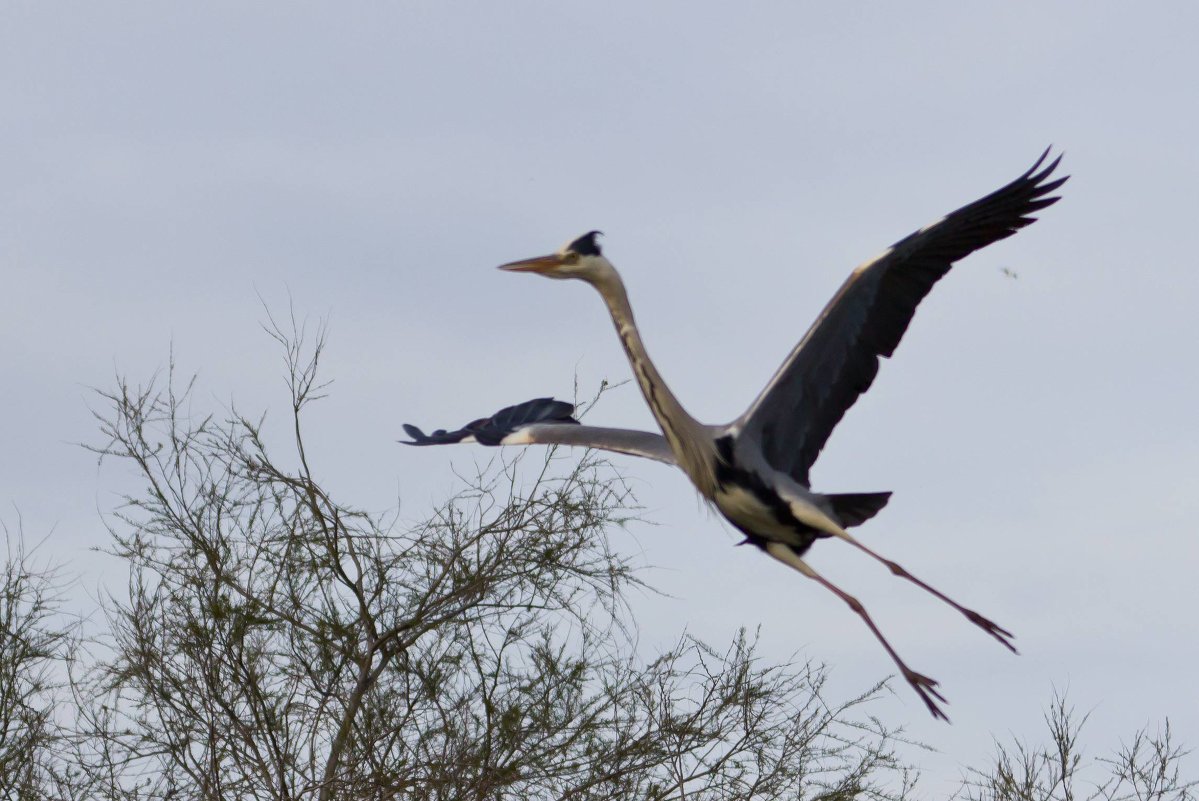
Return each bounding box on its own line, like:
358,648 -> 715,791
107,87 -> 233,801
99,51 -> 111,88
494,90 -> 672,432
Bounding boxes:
404,151 -> 1066,719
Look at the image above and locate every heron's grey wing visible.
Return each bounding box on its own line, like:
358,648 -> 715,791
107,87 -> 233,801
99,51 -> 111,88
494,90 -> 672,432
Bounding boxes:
735,150 -> 1066,486
402,396 -> 674,464
502,423 -> 675,464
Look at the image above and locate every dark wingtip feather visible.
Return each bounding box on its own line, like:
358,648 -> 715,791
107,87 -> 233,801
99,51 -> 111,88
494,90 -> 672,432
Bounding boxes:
1026,149 -> 1068,196
1025,146 -> 1065,180
1023,146 -> 1052,177
400,422 -> 469,445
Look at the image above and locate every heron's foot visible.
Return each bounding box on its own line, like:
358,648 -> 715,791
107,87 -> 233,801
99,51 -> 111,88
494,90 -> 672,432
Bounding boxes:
903,668 -> 950,722
965,609 -> 1018,654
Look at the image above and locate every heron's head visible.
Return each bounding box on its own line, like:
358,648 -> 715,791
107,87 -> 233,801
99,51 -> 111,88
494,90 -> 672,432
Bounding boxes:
498,231 -> 614,283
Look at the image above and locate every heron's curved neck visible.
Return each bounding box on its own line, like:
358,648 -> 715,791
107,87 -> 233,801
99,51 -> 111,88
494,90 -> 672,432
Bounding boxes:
592,271 -> 718,494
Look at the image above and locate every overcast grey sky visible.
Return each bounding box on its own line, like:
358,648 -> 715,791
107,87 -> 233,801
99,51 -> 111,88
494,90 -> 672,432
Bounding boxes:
3,1 -> 1197,792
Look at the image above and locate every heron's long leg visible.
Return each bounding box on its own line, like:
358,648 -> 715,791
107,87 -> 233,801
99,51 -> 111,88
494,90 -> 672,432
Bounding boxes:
831,531 -> 1017,654
763,543 -> 949,721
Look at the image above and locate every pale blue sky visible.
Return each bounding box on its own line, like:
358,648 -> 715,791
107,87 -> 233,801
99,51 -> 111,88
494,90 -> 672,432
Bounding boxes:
3,2 -> 1197,792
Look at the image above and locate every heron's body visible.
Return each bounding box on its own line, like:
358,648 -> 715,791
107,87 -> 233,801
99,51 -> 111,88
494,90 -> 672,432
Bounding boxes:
586,250 -> 883,546
714,462 -> 839,551
403,151 -> 1067,719
713,436 -> 866,545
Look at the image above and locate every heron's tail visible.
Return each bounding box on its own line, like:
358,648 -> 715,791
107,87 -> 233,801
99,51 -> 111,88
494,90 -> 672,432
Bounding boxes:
826,492 -> 892,528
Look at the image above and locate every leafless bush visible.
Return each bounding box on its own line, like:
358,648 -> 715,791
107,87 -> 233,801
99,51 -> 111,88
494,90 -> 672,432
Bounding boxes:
960,693 -> 1196,801
4,317 -> 1194,801
0,526 -> 76,800
29,319 -> 915,800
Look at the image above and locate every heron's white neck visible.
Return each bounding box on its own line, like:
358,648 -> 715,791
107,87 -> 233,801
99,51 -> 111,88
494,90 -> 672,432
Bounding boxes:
590,270 -> 719,496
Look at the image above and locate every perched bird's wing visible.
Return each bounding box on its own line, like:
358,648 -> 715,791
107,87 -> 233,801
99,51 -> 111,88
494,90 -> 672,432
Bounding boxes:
402,397 -> 675,464
734,150 -> 1067,486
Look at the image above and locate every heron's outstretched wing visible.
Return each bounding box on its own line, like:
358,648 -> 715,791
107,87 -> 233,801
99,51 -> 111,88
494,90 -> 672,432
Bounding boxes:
402,397 -> 675,464
734,150 -> 1067,486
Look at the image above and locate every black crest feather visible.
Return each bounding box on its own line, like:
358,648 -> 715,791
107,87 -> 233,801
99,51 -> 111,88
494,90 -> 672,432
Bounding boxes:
567,231 -> 603,256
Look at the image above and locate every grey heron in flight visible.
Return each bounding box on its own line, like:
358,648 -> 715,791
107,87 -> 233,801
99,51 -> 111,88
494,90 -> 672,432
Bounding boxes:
404,151 -> 1066,720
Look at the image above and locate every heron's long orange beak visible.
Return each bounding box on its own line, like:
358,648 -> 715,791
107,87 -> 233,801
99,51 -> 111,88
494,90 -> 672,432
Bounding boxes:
497,254 -> 565,273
